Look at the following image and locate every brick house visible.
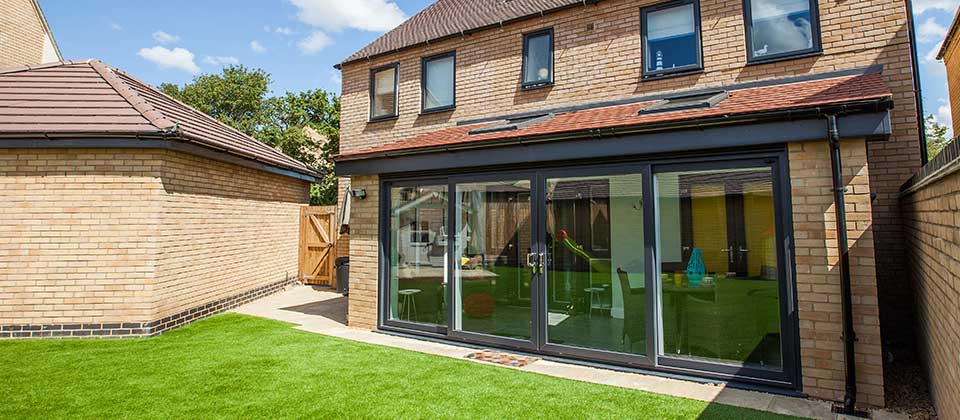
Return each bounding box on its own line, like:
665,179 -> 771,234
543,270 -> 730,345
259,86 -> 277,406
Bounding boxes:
333,0 -> 927,410
0,60 -> 318,338
0,0 -> 61,67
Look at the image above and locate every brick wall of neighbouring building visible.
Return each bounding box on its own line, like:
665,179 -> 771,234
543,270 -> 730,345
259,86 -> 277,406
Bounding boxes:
0,148 -> 309,337
0,0 -> 57,67
901,143 -> 960,420
788,138 -> 884,407
941,22 -> 960,130
338,0 -> 923,360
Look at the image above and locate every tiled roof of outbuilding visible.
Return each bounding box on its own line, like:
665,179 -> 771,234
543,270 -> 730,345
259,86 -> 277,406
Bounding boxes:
0,60 -> 318,177
339,0 -> 599,67
337,71 -> 893,160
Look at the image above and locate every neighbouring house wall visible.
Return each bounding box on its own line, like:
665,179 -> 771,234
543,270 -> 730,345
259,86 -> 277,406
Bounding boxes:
0,148 -> 310,338
900,144 -> 960,420
788,139 -> 884,407
153,150 -> 309,320
942,31 -> 960,130
339,0 -> 922,358
0,149 -> 162,328
0,0 -> 56,67
346,175 -> 379,329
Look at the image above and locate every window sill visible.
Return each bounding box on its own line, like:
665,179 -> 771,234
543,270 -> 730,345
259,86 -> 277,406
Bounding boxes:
641,68 -> 704,82
521,81 -> 554,91
368,115 -> 399,123
419,106 -> 456,116
746,50 -> 823,66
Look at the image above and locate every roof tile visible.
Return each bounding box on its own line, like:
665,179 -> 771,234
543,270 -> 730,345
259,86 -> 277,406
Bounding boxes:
0,60 -> 317,177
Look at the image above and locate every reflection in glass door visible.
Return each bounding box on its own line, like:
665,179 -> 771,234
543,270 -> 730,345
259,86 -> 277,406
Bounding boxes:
655,166 -> 783,370
544,173 -> 647,356
453,179 -> 534,342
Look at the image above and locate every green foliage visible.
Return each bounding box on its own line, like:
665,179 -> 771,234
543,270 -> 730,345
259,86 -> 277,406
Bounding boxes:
925,114 -> 953,159
0,313 -> 800,419
161,66 -> 340,205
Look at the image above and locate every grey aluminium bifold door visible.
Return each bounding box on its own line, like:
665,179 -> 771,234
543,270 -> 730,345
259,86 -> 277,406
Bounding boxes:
449,172 -> 541,350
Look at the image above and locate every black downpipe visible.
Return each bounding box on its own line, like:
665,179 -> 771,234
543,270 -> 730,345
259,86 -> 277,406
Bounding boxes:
904,0 -> 930,165
827,115 -> 860,415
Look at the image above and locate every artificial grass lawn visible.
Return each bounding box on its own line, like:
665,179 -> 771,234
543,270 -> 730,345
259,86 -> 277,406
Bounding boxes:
0,314 -> 801,419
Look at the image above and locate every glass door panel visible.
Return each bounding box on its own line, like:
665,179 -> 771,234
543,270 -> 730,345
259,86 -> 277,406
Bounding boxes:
453,179 -> 534,341
655,167 -> 783,370
544,173 -> 647,355
387,184 -> 449,327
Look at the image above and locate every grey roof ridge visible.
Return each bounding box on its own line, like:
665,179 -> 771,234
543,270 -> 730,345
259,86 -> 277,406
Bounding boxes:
106,65 -> 321,175
87,60 -> 178,132
0,59 -> 94,75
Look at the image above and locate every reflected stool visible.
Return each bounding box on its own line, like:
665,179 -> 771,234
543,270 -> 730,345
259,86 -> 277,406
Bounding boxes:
398,289 -> 421,321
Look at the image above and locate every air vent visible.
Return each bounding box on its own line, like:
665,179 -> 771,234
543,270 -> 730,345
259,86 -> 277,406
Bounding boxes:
639,90 -> 728,115
469,113 -> 554,135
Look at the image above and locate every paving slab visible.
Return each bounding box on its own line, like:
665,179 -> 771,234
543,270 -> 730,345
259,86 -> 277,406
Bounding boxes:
233,286 -> 909,420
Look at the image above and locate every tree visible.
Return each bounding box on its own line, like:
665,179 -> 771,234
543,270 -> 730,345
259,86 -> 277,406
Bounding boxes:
925,114 -> 952,159
160,66 -> 340,205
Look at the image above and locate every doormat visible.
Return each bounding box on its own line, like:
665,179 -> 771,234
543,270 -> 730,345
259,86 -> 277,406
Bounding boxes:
466,350 -> 540,367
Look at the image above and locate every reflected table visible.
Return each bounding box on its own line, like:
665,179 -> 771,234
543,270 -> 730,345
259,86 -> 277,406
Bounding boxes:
661,281 -> 718,355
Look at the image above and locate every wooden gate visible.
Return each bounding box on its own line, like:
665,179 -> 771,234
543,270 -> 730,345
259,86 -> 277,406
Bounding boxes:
299,206 -> 337,286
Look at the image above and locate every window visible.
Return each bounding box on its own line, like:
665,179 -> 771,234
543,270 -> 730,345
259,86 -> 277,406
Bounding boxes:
744,0 -> 821,63
639,90 -> 727,114
522,29 -> 554,89
642,0 -> 702,78
421,52 -> 456,112
370,64 -> 399,120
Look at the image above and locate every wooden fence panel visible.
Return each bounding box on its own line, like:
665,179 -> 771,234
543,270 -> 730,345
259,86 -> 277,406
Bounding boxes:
299,206 -> 337,286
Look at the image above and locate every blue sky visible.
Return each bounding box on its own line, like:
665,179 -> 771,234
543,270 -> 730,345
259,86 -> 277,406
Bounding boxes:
40,0 -> 960,135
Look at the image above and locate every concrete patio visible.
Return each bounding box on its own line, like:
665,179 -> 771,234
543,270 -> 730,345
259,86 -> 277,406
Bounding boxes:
232,285 -> 906,420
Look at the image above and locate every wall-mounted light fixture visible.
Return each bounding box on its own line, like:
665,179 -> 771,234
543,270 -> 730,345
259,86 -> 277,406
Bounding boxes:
350,188 -> 367,200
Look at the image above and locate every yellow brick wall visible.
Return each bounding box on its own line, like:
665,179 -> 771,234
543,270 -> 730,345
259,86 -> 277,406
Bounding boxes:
0,0 -> 47,67
153,150 -> 309,319
0,148 -> 310,327
0,149 -> 162,325
901,167 -> 960,420
788,139 -> 883,407
346,175 -> 379,329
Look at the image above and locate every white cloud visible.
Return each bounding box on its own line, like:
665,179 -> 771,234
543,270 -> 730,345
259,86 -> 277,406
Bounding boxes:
936,103 -> 954,137
918,18 -> 949,42
913,0 -> 960,15
289,0 -> 407,32
137,46 -> 200,73
202,55 -> 240,66
329,69 -> 342,86
264,26 -> 295,35
250,40 -> 267,53
925,41 -> 945,63
152,30 -> 180,45
297,31 -> 333,54
109,22 -> 123,31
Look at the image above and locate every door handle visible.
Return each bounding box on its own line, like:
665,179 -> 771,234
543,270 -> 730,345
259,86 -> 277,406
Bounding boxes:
538,252 -> 546,274
527,253 -> 537,269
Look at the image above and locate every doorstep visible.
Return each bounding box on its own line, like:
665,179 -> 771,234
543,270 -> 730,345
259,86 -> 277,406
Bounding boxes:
233,285 -> 906,420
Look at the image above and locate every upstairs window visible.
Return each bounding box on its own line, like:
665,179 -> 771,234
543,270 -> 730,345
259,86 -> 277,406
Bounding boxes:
522,29 -> 554,89
422,52 -> 456,112
370,63 -> 399,120
744,0 -> 821,63
642,0 -> 702,78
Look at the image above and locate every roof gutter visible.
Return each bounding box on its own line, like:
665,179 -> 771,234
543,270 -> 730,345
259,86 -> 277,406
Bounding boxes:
335,98 -> 894,162
334,0 -> 603,69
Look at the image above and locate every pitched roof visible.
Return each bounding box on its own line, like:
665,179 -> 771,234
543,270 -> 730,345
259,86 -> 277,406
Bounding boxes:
0,60 -> 318,177
937,6 -> 960,60
337,71 -> 893,160
339,0 -> 599,67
